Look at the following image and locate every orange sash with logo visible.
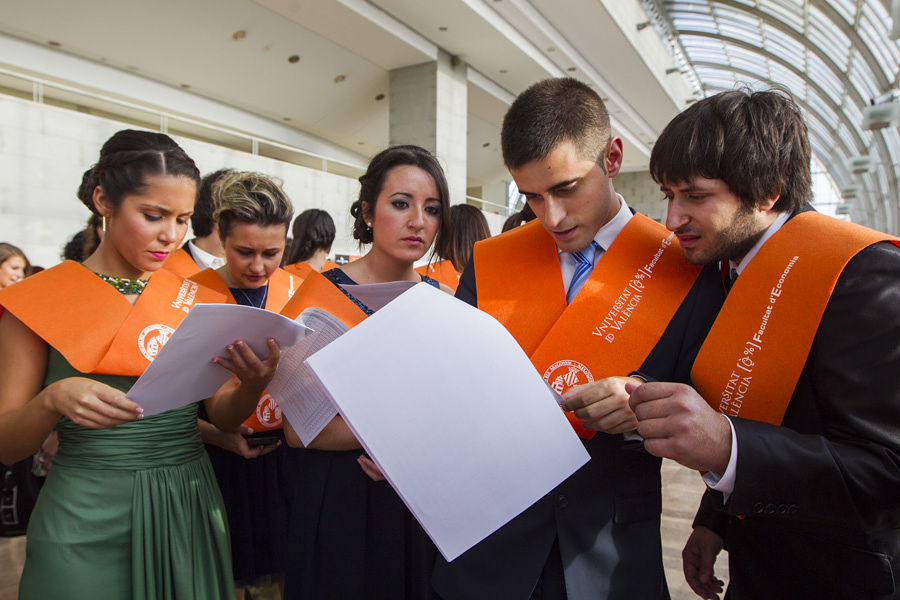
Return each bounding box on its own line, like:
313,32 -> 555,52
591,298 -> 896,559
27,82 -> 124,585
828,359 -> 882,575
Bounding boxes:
161,247 -> 200,279
188,267 -> 298,313
691,212 -> 900,425
475,216 -> 702,437
0,261 -> 223,376
188,267 -> 300,431
416,259 -> 460,291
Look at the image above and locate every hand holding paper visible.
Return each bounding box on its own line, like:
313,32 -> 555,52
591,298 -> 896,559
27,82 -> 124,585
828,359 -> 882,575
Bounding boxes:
126,304 -> 310,416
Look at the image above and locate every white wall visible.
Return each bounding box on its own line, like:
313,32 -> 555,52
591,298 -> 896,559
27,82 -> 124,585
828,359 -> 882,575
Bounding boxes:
614,170 -> 667,223
0,94 -> 363,268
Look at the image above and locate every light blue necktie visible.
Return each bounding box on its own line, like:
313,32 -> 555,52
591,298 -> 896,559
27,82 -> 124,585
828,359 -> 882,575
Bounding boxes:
566,241 -> 599,304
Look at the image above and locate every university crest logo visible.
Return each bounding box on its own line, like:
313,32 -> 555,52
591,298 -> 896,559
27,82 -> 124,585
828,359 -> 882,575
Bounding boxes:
543,359 -> 594,393
256,393 -> 282,428
137,324 -> 175,361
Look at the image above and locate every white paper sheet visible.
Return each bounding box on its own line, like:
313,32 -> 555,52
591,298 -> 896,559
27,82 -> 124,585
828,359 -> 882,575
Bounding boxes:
266,308 -> 349,445
305,283 -> 590,562
269,280 -> 419,445
127,303 -> 310,415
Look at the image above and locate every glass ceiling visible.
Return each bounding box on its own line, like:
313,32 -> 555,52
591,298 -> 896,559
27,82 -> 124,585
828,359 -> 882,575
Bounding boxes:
643,0 -> 900,233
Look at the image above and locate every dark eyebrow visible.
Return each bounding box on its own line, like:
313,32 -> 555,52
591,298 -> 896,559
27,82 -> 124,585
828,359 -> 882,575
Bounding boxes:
140,203 -> 171,214
518,177 -> 580,197
548,177 -> 579,192
390,192 -> 414,199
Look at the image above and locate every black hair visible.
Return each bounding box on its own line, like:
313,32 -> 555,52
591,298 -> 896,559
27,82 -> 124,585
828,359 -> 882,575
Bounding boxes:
350,145 -> 451,253
287,209 -> 336,264
649,88 -> 811,213
440,204 -> 490,272
77,129 -> 200,215
193,169 -> 234,238
501,78 -> 610,171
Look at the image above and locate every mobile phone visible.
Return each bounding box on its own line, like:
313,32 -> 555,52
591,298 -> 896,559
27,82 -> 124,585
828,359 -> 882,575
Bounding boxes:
247,435 -> 280,447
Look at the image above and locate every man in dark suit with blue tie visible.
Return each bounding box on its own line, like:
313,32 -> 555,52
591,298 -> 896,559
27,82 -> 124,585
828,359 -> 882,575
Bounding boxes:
629,88 -> 900,599
431,78 -> 723,600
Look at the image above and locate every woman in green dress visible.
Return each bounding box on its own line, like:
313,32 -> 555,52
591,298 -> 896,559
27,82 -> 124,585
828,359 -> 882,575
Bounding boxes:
0,130 -> 281,599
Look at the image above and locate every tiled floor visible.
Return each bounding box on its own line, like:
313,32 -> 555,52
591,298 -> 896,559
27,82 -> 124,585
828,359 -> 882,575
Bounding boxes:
0,460 -> 725,600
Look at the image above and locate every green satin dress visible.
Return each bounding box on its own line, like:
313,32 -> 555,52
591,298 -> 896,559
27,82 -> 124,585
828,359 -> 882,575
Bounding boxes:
18,349 -> 234,599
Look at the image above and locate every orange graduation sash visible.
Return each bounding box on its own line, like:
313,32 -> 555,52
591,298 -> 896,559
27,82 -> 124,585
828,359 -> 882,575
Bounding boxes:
283,261 -> 314,281
691,212 -> 900,425
475,216 -> 702,437
0,261 -> 223,376
161,247 -> 201,278
415,259 -> 460,291
279,270 -> 368,327
188,267 -> 299,313
188,267 -> 300,431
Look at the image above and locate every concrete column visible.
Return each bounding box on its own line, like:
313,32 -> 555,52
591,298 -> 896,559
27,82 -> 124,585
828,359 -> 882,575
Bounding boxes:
389,50 -> 467,205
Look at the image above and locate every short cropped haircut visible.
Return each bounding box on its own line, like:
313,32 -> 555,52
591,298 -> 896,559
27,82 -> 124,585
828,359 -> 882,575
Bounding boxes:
649,88 -> 811,213
193,169 -> 233,238
213,171 -> 294,239
501,78 -> 610,170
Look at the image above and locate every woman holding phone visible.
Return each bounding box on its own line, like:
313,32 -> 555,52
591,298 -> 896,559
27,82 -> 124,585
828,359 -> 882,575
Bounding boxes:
189,170 -> 295,599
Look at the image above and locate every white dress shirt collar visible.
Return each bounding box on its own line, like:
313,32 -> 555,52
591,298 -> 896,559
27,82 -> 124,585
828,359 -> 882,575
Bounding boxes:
187,239 -> 226,271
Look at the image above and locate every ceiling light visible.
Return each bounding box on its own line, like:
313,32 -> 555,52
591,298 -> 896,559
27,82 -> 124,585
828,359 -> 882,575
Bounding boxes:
288,55 -> 300,63
232,30 -> 246,41
334,75 -> 346,83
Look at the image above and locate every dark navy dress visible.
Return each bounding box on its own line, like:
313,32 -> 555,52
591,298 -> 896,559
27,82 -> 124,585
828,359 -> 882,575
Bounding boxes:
283,269 -> 441,600
201,284 -> 289,586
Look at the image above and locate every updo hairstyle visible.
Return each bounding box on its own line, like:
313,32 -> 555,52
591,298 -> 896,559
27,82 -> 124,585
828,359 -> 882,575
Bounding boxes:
77,129 -> 200,215
350,145 -> 450,250
287,209 -> 336,264
212,171 -> 294,239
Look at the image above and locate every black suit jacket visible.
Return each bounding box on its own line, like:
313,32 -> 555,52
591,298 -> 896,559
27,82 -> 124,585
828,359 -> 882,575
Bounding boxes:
432,244 -> 724,600
694,214 -> 900,599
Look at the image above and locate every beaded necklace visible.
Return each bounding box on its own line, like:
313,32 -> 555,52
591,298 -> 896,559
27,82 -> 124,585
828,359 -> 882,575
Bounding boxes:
95,273 -> 149,295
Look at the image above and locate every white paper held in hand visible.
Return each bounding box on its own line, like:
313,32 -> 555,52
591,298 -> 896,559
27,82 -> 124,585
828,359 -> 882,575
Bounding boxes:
304,283 -> 590,562
266,280 -> 419,445
126,303 -> 311,415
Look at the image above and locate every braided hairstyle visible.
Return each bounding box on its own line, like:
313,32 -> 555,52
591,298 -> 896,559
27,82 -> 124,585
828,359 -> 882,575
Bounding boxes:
286,209 -> 335,264
77,130 -> 200,215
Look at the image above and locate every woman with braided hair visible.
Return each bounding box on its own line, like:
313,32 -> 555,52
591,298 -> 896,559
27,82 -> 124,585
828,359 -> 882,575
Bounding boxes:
0,129 -> 281,599
283,208 -> 338,280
